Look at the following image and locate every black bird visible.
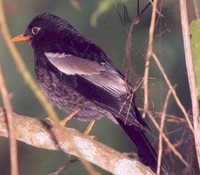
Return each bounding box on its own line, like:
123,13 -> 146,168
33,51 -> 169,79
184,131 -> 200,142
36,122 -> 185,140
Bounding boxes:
12,12 -> 168,174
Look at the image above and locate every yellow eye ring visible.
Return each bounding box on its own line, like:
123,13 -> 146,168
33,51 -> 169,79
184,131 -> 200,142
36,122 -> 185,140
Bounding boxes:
32,27 -> 41,35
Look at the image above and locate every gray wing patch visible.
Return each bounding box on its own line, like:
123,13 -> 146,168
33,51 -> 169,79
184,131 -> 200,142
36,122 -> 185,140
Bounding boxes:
45,52 -> 105,75
45,52 -> 127,96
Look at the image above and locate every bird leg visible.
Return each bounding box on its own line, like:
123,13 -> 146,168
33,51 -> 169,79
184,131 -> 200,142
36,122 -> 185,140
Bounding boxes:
59,107 -> 81,127
84,119 -> 95,135
83,120 -> 96,140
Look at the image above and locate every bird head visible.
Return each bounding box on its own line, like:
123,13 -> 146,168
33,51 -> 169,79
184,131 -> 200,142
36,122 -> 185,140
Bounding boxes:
12,12 -> 74,52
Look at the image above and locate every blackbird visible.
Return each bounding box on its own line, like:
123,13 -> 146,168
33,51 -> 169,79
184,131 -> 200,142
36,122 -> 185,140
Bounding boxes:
12,12 -> 168,174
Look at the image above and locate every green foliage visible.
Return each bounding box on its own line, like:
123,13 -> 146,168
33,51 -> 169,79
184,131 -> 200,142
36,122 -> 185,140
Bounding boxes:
190,20 -> 200,99
90,0 -> 127,27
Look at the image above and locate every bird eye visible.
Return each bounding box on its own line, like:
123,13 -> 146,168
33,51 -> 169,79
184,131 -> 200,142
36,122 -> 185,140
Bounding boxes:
32,27 -> 41,35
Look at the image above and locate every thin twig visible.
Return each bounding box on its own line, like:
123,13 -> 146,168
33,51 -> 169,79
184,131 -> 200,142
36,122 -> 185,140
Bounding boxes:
0,0 -> 57,121
0,68 -> 19,175
124,1 -> 151,93
157,89 -> 172,175
179,0 -> 200,168
164,136 -> 193,154
0,107 -> 155,175
125,14 -> 141,94
48,158 -> 78,175
152,53 -> 194,133
138,108 -> 187,124
143,0 -> 158,118
147,111 -> 189,167
149,0 -> 164,17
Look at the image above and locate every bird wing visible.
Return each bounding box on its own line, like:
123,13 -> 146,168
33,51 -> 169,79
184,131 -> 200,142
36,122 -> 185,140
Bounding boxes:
45,52 -> 127,96
45,52 -> 148,129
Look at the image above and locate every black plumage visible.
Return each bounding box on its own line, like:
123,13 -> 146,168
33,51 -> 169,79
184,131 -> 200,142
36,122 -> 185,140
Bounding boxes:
13,12 -> 169,174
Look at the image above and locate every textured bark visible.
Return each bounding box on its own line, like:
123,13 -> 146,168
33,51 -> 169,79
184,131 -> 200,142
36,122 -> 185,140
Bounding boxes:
0,107 -> 155,175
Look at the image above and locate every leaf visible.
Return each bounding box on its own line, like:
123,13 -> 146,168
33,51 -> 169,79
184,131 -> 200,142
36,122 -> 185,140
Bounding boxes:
190,20 -> 200,99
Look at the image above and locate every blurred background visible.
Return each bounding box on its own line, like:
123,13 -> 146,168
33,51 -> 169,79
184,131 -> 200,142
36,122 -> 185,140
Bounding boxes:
0,0 -> 200,174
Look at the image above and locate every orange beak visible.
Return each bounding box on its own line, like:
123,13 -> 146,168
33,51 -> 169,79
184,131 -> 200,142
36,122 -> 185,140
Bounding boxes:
12,34 -> 32,42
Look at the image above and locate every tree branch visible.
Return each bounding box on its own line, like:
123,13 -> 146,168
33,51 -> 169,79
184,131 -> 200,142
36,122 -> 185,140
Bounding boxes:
0,107 -> 155,175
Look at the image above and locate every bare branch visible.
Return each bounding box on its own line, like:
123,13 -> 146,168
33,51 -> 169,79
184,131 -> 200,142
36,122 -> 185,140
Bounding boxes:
0,108 -> 155,175
138,108 -> 186,124
157,89 -> 172,175
152,53 -> 194,133
179,0 -> 200,168
146,111 -> 189,167
143,0 -> 158,118
124,1 -> 151,93
0,69 -> 19,175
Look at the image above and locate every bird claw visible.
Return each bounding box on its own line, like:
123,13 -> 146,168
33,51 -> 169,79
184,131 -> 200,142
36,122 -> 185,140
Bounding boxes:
123,152 -> 138,159
43,107 -> 81,128
87,134 -> 96,140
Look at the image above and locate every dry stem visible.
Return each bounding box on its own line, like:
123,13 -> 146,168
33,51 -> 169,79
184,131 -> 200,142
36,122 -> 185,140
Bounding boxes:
0,69 -> 19,175
152,53 -> 194,133
147,111 -> 188,167
138,108 -> 186,124
143,0 -> 158,118
157,89 -> 172,175
179,0 -> 200,168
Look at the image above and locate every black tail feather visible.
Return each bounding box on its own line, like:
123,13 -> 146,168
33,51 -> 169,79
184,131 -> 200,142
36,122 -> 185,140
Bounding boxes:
114,107 -> 169,175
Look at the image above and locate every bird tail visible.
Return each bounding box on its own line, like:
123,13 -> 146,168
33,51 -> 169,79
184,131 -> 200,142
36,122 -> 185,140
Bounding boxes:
114,106 -> 169,175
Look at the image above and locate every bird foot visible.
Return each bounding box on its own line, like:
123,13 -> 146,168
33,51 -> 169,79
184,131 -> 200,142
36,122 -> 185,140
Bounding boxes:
86,134 -> 96,140
44,107 -> 81,128
59,107 -> 81,127
83,119 -> 96,140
